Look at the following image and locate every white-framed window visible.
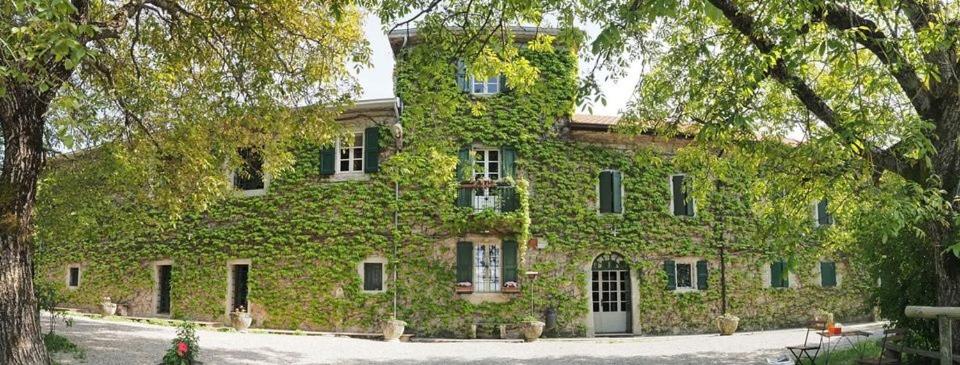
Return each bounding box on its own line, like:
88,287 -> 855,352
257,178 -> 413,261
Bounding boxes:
337,132 -> 365,173
66,264 -> 81,289
474,242 -> 501,293
667,258 -> 707,292
471,75 -> 500,95
473,149 -> 500,181
675,261 -> 695,290
233,148 -> 265,191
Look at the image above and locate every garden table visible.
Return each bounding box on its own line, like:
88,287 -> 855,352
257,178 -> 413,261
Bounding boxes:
817,329 -> 872,364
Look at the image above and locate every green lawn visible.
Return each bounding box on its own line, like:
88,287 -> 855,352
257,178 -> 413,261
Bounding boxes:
810,340 -> 881,365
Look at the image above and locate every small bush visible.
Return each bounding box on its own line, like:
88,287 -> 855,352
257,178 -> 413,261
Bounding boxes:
162,321 -> 200,365
43,333 -> 85,360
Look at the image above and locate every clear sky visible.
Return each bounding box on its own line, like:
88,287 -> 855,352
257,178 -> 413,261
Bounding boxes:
355,14 -> 642,117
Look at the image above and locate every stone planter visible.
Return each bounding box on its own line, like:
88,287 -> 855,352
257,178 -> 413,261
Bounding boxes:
520,321 -> 545,342
100,302 -> 117,316
715,315 -> 740,336
382,319 -> 406,342
229,312 -> 252,332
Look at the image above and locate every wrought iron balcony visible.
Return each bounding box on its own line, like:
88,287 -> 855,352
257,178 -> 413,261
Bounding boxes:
455,182 -> 520,213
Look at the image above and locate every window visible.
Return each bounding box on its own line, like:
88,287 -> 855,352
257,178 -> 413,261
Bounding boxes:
320,127 -> 380,177
156,264 -> 172,314
455,240 -> 518,294
474,243 -> 501,293
473,149 -> 500,181
337,132 -> 364,173
664,259 -> 708,291
234,148 -> 264,191
471,75 -> 500,95
363,262 -> 384,292
815,199 -> 833,226
67,266 -> 80,289
598,170 -> 623,214
769,260 -> 790,288
820,261 -> 838,288
470,149 -> 502,210
671,174 -> 695,216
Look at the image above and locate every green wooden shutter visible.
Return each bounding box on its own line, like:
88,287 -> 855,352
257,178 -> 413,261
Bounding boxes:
771,260 -> 789,288
612,170 -> 623,214
456,146 -> 471,181
683,176 -> 695,216
456,187 -> 473,208
672,175 -> 685,215
664,260 -> 677,290
502,240 -> 518,283
821,261 -> 837,287
455,60 -> 468,92
456,241 -> 474,283
599,171 -> 613,213
500,74 -> 509,93
817,199 -> 831,225
320,147 -> 336,176
501,146 -> 516,179
696,260 -> 709,290
363,126 -> 380,173
500,186 -> 518,212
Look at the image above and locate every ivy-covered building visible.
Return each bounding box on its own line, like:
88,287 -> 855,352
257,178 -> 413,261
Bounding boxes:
37,27 -> 872,337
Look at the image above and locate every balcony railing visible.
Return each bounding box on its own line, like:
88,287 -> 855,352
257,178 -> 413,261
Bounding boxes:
456,183 -> 519,213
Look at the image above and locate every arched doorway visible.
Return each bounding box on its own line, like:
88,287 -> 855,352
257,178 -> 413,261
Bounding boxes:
591,253 -> 631,334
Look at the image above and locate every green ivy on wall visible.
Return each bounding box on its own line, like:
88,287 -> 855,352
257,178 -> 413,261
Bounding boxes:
35,35 -> 871,338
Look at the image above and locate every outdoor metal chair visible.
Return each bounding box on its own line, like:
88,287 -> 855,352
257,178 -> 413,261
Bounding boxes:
786,320 -> 826,364
854,328 -> 905,365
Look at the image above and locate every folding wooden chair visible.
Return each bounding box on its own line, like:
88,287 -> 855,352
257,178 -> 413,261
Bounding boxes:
787,320 -> 826,364
855,328 -> 905,365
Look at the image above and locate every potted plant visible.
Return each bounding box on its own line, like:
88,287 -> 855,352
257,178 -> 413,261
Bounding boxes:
502,281 -> 520,294
229,306 -> 252,332
520,315 -> 545,342
455,281 -> 473,294
100,296 -> 117,316
162,321 -> 201,364
715,313 -> 740,336
382,317 -> 406,342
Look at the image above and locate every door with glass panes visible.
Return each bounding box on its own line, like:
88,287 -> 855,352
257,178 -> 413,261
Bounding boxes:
591,253 -> 631,334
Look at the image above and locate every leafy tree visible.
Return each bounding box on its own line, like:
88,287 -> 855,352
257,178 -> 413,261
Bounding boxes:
0,0 -> 366,363
374,0 -> 960,351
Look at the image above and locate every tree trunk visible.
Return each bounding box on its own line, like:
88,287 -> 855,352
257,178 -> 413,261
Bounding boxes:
927,219 -> 960,354
0,88 -> 51,364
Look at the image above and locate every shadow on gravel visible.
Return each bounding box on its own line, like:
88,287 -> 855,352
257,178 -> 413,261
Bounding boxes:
337,351 -> 783,365
52,317 -> 308,365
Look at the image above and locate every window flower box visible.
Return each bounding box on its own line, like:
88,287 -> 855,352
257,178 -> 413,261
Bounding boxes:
502,281 -> 520,294
455,282 -> 473,294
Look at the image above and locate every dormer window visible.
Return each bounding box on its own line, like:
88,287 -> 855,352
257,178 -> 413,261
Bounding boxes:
234,148 -> 264,191
471,75 -> 501,95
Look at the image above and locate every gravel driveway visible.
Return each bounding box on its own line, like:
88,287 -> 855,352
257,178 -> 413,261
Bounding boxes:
46,315 -> 884,365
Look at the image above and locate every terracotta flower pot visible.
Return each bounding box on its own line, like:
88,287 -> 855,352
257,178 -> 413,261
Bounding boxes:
521,321 -> 545,342
229,312 -> 252,332
715,315 -> 740,336
100,302 -> 117,316
382,319 -> 406,342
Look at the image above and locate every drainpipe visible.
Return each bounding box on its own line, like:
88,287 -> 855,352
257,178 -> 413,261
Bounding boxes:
391,101 -> 404,320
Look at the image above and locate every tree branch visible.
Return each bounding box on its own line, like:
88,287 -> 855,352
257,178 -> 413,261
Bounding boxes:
814,3 -> 935,121
706,0 -> 914,180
